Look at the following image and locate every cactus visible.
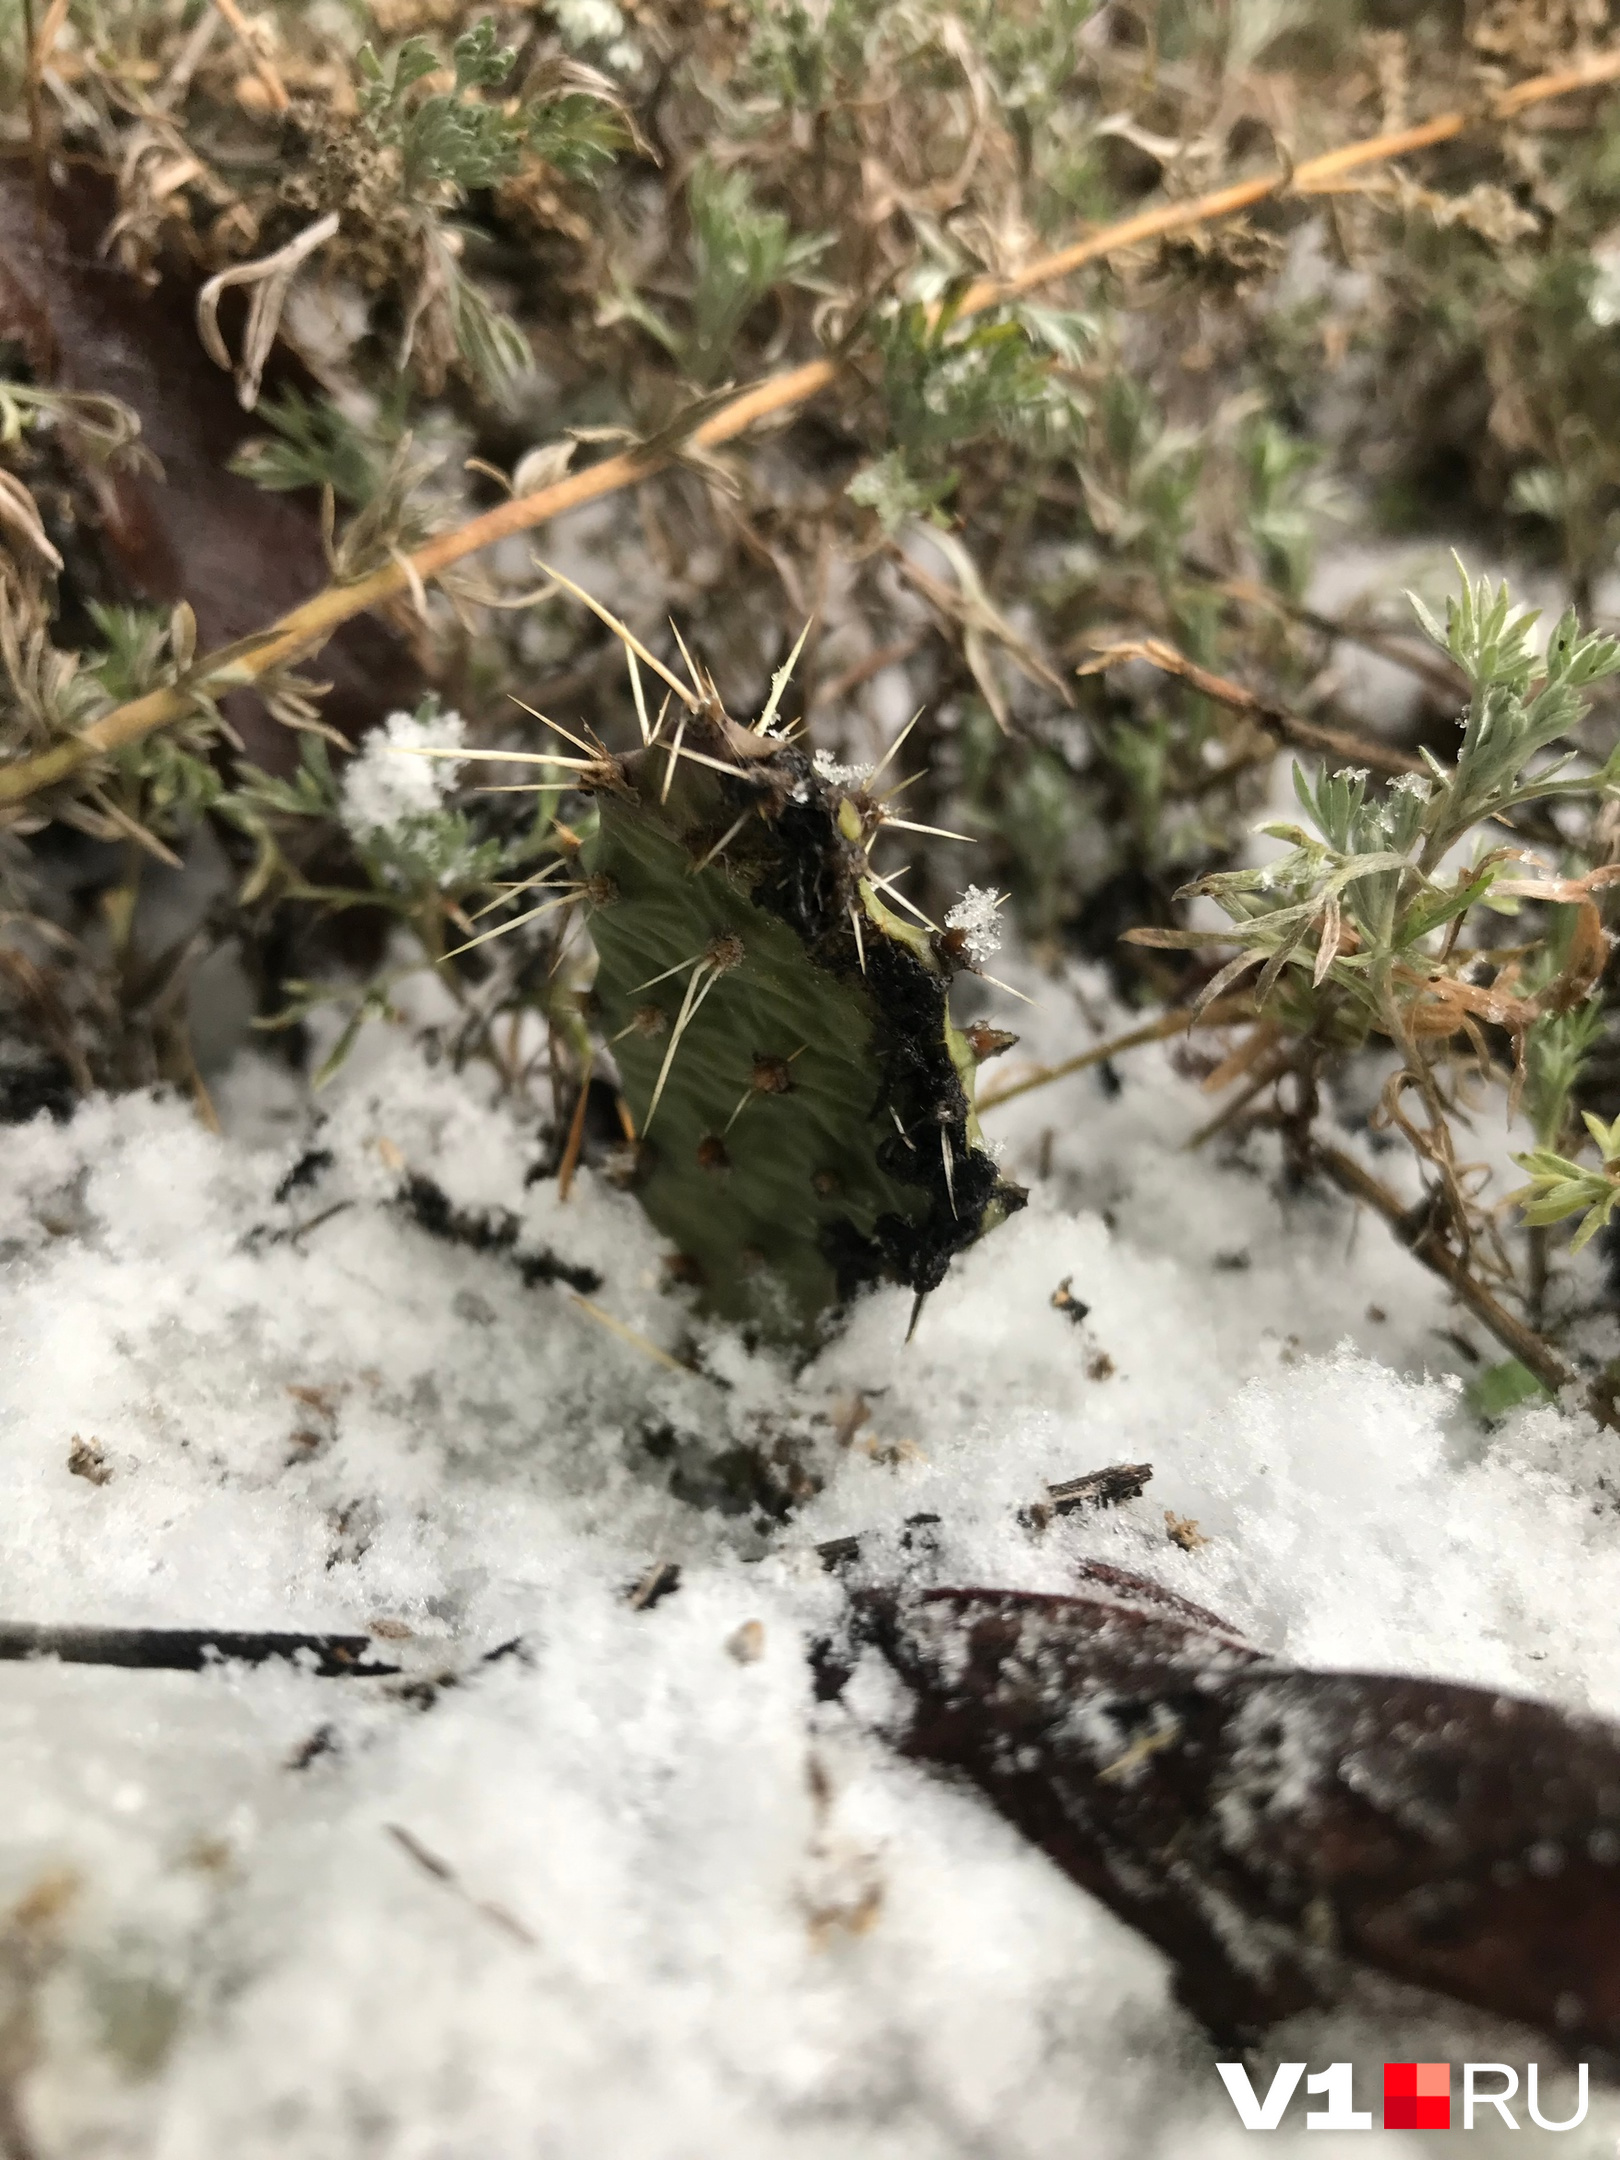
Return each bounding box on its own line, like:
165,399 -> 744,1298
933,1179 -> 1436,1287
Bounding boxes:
522,594 -> 1027,1340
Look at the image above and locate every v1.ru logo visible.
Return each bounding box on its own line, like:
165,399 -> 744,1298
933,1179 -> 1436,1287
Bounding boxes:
1217,2059 -> 1589,2130
1383,2063 -> 1450,2131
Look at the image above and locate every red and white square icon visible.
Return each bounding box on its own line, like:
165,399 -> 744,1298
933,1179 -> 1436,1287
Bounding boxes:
1383,2062 -> 1451,2130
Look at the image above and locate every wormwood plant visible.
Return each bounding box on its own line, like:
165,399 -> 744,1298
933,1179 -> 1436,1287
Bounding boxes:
299,15 -> 631,397
613,164 -> 833,389
208,699 -> 582,1091
1126,562 -> 1620,1381
851,289 -> 1088,530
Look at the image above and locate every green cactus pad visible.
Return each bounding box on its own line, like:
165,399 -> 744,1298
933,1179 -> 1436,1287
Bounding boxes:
579,718 -> 1024,1339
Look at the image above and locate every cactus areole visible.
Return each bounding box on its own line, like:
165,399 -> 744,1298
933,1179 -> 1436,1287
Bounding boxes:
579,715 -> 1025,1339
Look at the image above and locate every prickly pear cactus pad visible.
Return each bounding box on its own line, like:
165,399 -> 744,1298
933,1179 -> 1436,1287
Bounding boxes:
578,702 -> 1025,1338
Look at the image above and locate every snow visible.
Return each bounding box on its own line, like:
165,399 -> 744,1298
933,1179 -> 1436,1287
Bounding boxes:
943,884 -> 1006,965
338,705 -> 466,843
1,957 -> 1617,2155
812,749 -> 877,790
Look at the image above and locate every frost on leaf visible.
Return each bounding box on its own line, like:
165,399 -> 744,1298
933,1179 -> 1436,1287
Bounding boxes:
853,1574 -> 1620,2056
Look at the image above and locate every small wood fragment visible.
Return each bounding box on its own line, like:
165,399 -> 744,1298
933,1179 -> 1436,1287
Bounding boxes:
1050,1276 -> 1090,1324
626,1561 -> 682,1611
66,1435 -> 111,1486
1022,1462 -> 1154,1532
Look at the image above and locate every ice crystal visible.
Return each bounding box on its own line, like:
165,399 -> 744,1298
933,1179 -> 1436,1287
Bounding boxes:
945,884 -> 1006,964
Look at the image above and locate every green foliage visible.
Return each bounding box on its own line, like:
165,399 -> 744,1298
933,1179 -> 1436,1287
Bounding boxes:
1408,564 -> 1620,851
356,14 -> 628,198
218,715 -> 562,1082
86,605 -> 188,706
1524,996 -> 1607,1148
846,450 -> 954,534
1466,1357 -> 1553,1420
955,702 -> 1093,937
620,165 -> 831,386
868,293 -> 1056,478
739,0 -> 1092,147
527,94 -> 631,184
1240,417 -> 1322,604
740,0 -> 870,111
255,977 -> 405,1091
352,15 -> 627,395
114,731 -> 224,839
223,705 -> 544,910
359,19 -> 525,196
446,263 -> 536,402
361,803 -> 511,896
1522,936 -> 1607,1148
958,0 -> 1094,115
224,733 -> 343,827
1074,375 -> 1205,595
0,378 -> 148,465
1132,564 -> 1620,1039
228,390 -> 384,505
216,735 -> 345,907
1512,1113 -> 1620,1253
847,293 -> 1090,527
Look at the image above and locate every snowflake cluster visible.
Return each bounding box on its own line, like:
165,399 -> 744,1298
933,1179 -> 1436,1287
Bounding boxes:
340,706 -> 467,842
944,884 -> 1006,964
813,748 -> 877,790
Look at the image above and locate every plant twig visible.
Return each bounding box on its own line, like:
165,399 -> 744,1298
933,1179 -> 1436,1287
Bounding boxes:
977,995 -> 1257,1111
0,1623 -> 400,1674
818,1460 -> 1157,1568
5,44 -> 1620,810
556,1045 -> 593,1203
1192,565 -> 1469,705
1077,637 -> 1427,778
210,0 -> 290,112
568,1290 -> 694,1375
19,0 -> 49,241
386,1825 -> 537,1946
1310,1139 -> 1599,1415
1182,1047 -> 1297,1152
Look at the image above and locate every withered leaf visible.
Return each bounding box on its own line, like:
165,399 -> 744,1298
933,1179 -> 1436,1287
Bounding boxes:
854,1574 -> 1620,2064
0,159 -> 422,772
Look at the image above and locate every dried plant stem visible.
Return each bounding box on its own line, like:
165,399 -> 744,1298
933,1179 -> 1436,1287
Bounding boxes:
1310,1139 -> 1599,1416
1077,637 -> 1428,778
210,0 -> 290,112
5,44 -> 1620,811
0,1622 -> 397,1673
385,1825 -> 537,1946
1200,567 -> 1468,704
977,995 -> 1258,1111
19,0 -> 48,239
567,1291 -> 693,1376
1182,1047 -> 1297,1153
556,1046 -> 593,1203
